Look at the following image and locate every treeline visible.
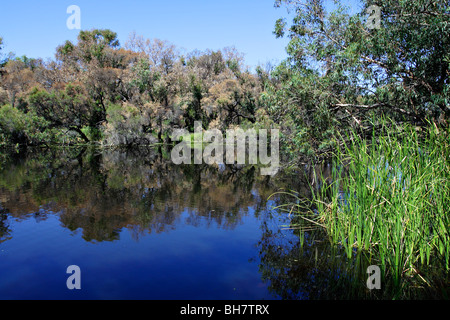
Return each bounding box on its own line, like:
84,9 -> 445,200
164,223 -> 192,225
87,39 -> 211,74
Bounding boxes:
0,30 -> 264,148
1,0 -> 449,163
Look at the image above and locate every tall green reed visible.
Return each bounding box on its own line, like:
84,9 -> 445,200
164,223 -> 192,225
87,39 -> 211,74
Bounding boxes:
299,118 -> 449,291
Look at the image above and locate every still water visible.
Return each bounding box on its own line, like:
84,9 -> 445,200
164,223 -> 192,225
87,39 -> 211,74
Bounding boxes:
0,147 -> 371,300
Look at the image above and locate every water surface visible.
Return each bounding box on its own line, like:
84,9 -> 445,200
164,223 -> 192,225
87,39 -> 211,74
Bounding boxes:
3,147 -> 409,300
0,147 -> 313,299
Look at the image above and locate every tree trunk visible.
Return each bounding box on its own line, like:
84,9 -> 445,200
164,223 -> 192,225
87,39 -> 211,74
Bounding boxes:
70,126 -> 90,143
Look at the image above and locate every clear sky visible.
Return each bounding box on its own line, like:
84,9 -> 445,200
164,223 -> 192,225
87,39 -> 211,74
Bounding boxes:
0,0 -> 364,70
0,0 -> 292,69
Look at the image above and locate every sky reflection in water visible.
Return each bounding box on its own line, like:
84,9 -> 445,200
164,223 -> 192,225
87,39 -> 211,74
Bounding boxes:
0,147 -> 303,300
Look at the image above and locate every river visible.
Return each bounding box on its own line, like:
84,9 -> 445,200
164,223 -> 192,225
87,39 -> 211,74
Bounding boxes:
0,147 -> 385,299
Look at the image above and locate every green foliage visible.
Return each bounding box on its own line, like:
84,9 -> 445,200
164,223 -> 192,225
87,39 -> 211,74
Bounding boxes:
184,75 -> 206,131
306,119 -> 450,292
59,29 -> 120,67
0,104 -> 55,146
130,58 -> 154,95
260,62 -> 338,160
81,126 -> 103,142
268,0 -> 450,161
28,84 -> 96,142
1,4 -> 449,158
103,103 -> 155,146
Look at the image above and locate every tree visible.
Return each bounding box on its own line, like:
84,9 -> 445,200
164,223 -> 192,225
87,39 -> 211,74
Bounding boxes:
102,102 -> 156,146
179,48 -> 258,131
125,33 -> 184,141
0,103 -> 50,146
56,30 -> 139,129
28,84 -> 95,142
274,0 -> 450,121
57,29 -> 120,68
206,75 -> 259,129
1,29 -> 265,148
269,0 -> 450,159
1,57 -> 40,109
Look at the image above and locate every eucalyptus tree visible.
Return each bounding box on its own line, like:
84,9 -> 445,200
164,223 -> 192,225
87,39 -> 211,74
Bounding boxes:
125,33 -> 184,141
56,29 -> 137,130
268,0 -> 450,158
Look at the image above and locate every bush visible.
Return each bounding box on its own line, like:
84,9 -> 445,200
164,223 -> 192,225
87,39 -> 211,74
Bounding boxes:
0,104 -> 53,146
102,103 -> 156,146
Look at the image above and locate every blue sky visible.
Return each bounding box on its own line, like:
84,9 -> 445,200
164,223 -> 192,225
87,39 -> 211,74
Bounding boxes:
0,0 -> 364,69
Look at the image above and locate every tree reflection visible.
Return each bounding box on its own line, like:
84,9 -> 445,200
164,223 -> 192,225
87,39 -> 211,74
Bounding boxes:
256,219 -> 379,299
0,205 -> 12,244
0,147 -> 293,242
1,149 -> 446,298
256,193 -> 450,300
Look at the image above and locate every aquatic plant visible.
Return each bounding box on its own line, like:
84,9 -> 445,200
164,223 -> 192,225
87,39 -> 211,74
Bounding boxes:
284,118 -> 450,296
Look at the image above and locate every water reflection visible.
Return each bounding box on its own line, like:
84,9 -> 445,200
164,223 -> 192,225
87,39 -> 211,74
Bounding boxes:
0,147 -> 308,298
2,147 -> 443,299
256,219 -> 379,299
0,205 -> 11,244
1,147 -> 287,243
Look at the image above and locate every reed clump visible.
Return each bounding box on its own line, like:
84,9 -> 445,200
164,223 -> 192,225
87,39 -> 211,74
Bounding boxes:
310,119 -> 449,291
